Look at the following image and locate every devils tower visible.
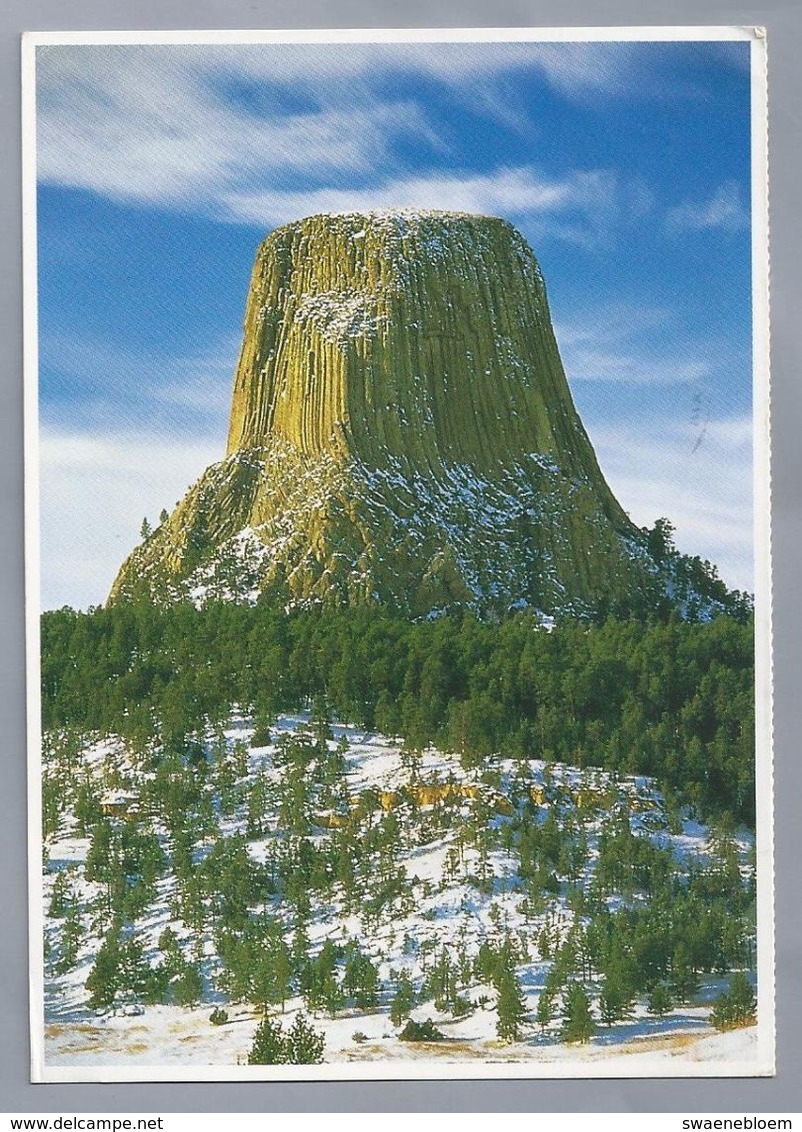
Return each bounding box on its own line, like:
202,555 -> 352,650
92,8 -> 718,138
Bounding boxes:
109,209 -> 665,616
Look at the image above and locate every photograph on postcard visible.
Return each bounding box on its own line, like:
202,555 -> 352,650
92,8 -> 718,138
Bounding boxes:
23,28 -> 772,1081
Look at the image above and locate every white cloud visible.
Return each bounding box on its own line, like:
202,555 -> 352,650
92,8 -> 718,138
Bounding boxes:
588,414 -> 753,592
226,166 -> 564,224
666,181 -> 749,234
35,43 -> 653,241
702,415 -> 754,446
554,304 -> 714,385
38,332 -> 239,609
36,46 -> 435,216
555,303 -> 753,588
39,429 -> 221,610
227,165 -> 649,248
560,346 -> 710,385
40,331 -> 239,437
513,42 -> 638,99
555,303 -> 668,346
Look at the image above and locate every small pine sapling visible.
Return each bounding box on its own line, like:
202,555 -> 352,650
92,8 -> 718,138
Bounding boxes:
495,967 -> 527,1043
560,981 -> 595,1044
647,982 -> 673,1018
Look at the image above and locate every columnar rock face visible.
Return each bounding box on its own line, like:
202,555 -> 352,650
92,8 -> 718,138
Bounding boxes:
227,211 -> 625,509
109,210 -> 658,616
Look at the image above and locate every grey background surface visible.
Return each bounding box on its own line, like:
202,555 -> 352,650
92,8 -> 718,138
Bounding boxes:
2,0 -> 799,1114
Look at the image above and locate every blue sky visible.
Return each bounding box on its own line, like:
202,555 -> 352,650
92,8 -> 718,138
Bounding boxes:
34,36 -> 756,610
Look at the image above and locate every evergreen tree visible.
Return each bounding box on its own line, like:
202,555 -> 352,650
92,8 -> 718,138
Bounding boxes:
598,974 -> 634,1026
246,775 -> 270,837
250,706 -> 275,749
304,940 -> 343,1016
173,962 -> 203,1008
286,1011 -> 326,1064
473,940 -> 498,984
291,916 -> 311,977
711,972 -> 757,1030
727,971 -> 758,1026
48,870 -> 71,918
248,1015 -> 287,1065
158,926 -> 184,975
560,981 -> 595,1044
389,971 -> 416,1027
647,982 -> 673,1018
343,942 -> 381,1010
426,947 -> 457,1011
119,933 -> 151,1001
536,989 -> 554,1033
56,902 -> 83,974
42,775 -> 63,839
247,1011 -> 325,1065
271,940 -> 293,1012
670,945 -> 701,1004
250,934 -> 292,1013
85,925 -> 123,1009
495,967 -> 527,1043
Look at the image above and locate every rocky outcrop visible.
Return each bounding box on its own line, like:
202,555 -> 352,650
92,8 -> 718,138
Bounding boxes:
109,210 -> 663,617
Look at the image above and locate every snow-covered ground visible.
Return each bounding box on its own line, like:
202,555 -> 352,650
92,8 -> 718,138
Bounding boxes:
40,715 -> 760,1076
43,995 -> 758,1072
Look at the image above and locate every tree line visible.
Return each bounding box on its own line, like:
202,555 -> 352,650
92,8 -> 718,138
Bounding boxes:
41,601 -> 755,823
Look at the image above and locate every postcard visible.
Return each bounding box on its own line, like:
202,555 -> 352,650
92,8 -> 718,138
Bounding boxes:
22,27 -> 772,1081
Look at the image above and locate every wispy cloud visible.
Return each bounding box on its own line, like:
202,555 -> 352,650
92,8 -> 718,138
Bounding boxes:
555,303 -> 714,385
35,42 -> 658,239
37,46 -> 437,216
372,40 -> 727,103
515,42 -> 639,99
588,413 -> 753,591
562,348 -> 710,384
225,165 -> 650,247
556,304 -> 754,589
40,428 -> 221,610
666,181 -> 749,234
40,331 -> 239,440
